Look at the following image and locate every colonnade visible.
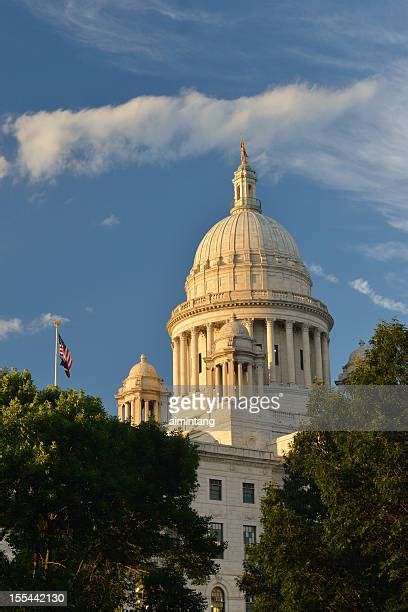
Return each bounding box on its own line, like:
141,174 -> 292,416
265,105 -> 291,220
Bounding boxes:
120,398 -> 160,423
172,318 -> 330,388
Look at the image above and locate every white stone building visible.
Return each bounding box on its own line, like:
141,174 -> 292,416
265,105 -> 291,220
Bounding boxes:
117,144 -> 333,612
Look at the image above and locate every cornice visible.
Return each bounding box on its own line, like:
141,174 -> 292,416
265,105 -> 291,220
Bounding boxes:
167,291 -> 334,335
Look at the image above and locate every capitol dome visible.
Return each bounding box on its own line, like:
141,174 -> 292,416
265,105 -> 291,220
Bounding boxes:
193,211 -> 301,267
168,142 -> 333,394
185,151 -> 311,300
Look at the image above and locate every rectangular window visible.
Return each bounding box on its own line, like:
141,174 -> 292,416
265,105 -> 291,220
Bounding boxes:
209,478 -> 222,501
245,595 -> 254,612
209,522 -> 224,559
242,482 -> 255,504
243,525 -> 256,547
300,349 -> 304,371
274,344 -> 279,366
198,352 -> 202,374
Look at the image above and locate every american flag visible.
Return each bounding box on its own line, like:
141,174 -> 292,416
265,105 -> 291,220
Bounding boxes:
58,334 -> 73,378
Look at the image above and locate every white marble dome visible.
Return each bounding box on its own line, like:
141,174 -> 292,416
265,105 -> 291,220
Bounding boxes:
193,209 -> 302,267
185,198 -> 311,300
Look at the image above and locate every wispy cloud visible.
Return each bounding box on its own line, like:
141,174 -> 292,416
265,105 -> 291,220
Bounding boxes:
28,313 -> 70,333
0,156 -> 9,179
85,306 -> 94,313
307,263 -> 339,284
3,24 -> 408,231
0,318 -> 23,340
349,278 -> 408,315
22,0 -> 226,76
100,214 -> 120,228
357,241 -> 408,262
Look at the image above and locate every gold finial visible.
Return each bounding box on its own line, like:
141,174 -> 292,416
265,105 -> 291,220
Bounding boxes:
240,137 -> 248,166
53,319 -> 60,328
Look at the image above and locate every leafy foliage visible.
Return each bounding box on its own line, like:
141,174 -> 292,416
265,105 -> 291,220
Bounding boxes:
240,320 -> 408,611
0,369 -> 218,610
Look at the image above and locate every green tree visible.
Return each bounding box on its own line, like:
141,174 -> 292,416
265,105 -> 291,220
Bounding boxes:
240,320 -> 408,611
0,369 -> 219,611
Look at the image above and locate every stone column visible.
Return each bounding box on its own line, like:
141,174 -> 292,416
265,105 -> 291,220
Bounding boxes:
206,322 -> 214,354
222,362 -> 228,393
247,363 -> 253,388
172,336 -> 180,388
286,320 -> 296,384
245,318 -> 254,337
314,328 -> 323,382
180,332 -> 187,388
215,364 -> 222,393
135,397 -> 142,424
190,327 -> 199,390
186,337 -> 191,387
206,322 -> 214,384
302,323 -> 312,386
238,362 -> 243,394
322,332 -> 330,386
228,360 -> 235,387
266,318 -> 275,383
257,363 -> 264,391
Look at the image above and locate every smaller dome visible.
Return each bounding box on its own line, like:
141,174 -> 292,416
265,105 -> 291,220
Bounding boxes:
348,340 -> 368,365
129,354 -> 159,379
336,340 -> 368,385
218,315 -> 249,340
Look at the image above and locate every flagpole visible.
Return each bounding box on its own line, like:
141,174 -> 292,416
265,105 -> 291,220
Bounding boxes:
54,320 -> 60,386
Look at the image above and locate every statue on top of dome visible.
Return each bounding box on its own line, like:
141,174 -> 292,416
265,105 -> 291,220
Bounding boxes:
240,137 -> 248,166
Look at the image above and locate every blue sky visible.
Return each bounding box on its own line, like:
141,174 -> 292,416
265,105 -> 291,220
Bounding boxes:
1,0 -> 407,413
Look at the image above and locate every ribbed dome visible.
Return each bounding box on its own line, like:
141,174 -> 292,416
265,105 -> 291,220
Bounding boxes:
129,354 -> 159,379
193,209 -> 301,267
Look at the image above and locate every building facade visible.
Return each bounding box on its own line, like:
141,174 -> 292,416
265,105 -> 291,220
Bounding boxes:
117,144 -> 333,611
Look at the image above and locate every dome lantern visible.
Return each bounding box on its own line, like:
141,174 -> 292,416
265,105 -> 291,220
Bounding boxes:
231,139 -> 260,214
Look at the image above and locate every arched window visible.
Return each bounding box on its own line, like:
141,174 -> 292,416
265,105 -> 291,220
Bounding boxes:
211,586 -> 225,612
236,185 -> 240,200
248,183 -> 252,194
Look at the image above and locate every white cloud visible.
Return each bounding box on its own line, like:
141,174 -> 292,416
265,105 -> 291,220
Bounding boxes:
85,306 -> 94,313
358,241 -> 408,262
0,318 -> 23,340
0,156 -> 9,179
3,62 -> 408,231
29,313 -> 70,333
100,214 -> 120,227
5,81 -> 376,180
307,263 -> 339,284
349,278 -> 408,315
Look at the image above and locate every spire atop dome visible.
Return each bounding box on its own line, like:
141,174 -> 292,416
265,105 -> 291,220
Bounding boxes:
231,138 -> 261,214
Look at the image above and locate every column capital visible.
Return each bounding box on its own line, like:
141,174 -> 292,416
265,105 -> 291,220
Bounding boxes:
286,319 -> 294,329
190,326 -> 198,337
266,317 -> 275,326
301,322 -> 310,332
